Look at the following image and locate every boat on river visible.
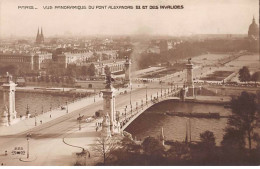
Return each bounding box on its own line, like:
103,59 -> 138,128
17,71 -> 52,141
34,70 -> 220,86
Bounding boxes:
165,111 -> 220,119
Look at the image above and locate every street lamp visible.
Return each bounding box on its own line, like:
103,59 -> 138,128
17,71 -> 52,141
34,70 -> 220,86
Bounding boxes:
94,89 -> 96,102
26,133 -> 31,159
26,104 -> 30,117
161,84 -> 163,97
130,85 -> 132,106
78,113 -> 81,130
66,101 -> 69,113
35,112 -> 37,126
145,86 -> 148,104
124,107 -> 127,120
50,103 -> 52,112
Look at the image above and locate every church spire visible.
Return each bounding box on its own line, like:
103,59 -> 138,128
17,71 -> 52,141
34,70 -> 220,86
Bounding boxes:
41,27 -> 43,35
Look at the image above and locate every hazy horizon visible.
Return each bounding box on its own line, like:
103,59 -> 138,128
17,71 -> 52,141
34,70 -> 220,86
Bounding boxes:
0,0 -> 259,38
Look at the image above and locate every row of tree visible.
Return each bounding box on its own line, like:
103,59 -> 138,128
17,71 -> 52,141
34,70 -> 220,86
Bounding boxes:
239,66 -> 260,82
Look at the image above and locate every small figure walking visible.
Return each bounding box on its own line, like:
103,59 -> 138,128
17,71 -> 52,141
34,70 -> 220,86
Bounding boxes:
40,120 -> 42,124
50,114 -> 52,118
96,126 -> 98,132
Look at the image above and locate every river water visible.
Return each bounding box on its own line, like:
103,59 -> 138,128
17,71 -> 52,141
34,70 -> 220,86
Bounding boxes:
0,91 -> 79,116
125,100 -> 232,145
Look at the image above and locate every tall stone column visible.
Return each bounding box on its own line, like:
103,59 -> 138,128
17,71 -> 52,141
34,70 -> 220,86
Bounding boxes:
186,58 -> 194,97
0,73 -> 17,126
124,57 -> 131,85
102,84 -> 116,134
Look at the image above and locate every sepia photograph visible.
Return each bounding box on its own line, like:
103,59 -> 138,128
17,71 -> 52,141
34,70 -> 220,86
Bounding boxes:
0,0 -> 259,166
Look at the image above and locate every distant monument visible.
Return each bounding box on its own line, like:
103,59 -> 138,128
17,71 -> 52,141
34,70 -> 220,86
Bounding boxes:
247,16 -> 259,53
124,57 -> 131,86
0,72 -> 18,126
35,27 -> 44,44
186,58 -> 194,97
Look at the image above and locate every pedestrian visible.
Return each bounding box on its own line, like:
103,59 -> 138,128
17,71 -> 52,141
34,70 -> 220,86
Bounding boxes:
50,114 -> 52,118
88,152 -> 91,158
40,120 -> 42,124
96,126 -> 98,132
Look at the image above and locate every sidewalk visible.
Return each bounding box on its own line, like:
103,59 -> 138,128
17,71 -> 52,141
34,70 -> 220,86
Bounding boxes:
0,94 -> 102,136
0,85 -> 139,136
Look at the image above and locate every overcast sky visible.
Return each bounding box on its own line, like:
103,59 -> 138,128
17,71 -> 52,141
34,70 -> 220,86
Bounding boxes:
0,0 -> 259,37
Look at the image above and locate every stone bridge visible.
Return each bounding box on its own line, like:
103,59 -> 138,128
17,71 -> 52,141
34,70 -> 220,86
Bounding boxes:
118,89 -> 181,131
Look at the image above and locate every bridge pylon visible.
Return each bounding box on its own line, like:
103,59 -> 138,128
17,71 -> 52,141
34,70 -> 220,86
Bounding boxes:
124,57 -> 131,86
0,72 -> 18,126
186,58 -> 195,97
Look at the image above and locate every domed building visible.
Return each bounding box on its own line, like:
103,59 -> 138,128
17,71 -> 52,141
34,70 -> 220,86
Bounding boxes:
248,17 -> 259,40
247,16 -> 259,52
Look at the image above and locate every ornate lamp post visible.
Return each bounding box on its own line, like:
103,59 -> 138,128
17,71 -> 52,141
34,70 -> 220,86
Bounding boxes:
161,84 -> 163,97
124,106 -> 127,121
35,112 -> 37,126
146,86 -> 148,105
66,101 -> 69,113
130,85 -> 132,106
94,89 -> 96,102
78,113 -> 81,130
26,133 -> 31,159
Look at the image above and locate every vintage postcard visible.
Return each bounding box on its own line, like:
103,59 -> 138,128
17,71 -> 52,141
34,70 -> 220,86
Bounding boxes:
0,0 -> 259,166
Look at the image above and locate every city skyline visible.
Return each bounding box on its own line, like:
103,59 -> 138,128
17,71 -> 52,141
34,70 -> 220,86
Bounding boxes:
0,0 -> 259,38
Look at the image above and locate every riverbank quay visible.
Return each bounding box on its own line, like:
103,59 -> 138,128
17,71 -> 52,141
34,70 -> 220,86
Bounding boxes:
0,84 -> 139,136
185,95 -> 231,105
0,86 -> 96,97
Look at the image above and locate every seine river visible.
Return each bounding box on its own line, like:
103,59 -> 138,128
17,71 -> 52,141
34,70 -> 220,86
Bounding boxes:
0,91 -> 79,116
125,100 -> 232,145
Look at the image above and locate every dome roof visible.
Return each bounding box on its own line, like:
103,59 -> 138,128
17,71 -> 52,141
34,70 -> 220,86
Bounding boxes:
248,17 -> 259,38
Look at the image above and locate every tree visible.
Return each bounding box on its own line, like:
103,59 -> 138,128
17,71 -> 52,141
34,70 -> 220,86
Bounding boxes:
141,136 -> 165,165
104,65 -> 111,77
251,71 -> 260,84
81,65 -> 88,76
88,63 -> 96,77
66,64 -> 77,78
227,91 -> 259,150
238,66 -> 251,82
200,130 -> 216,149
166,141 -> 190,162
142,136 -> 165,156
109,135 -> 143,165
92,136 -> 119,165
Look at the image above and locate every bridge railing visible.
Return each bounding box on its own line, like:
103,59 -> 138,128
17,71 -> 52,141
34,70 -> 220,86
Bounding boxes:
118,88 -> 181,129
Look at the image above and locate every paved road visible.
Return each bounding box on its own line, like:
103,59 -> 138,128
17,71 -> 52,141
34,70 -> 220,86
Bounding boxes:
0,83 -> 166,165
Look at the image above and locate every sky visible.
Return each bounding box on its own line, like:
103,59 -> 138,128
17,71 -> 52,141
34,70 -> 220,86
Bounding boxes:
0,0 -> 259,37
